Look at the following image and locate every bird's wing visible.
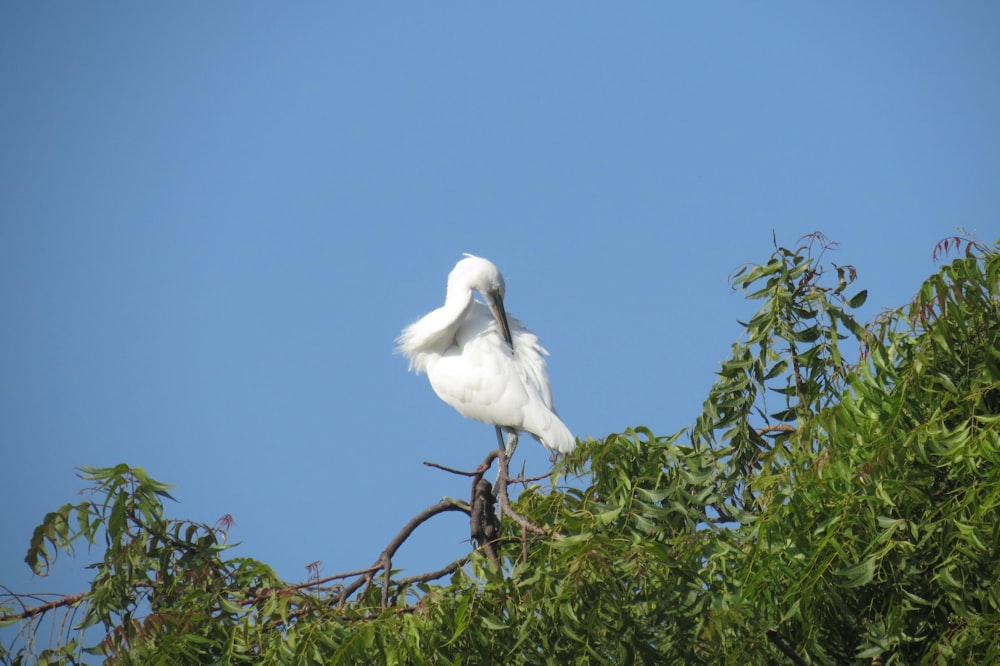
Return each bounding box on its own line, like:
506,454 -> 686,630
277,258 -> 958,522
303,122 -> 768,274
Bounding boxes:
426,303 -> 535,428
396,296 -> 470,373
507,314 -> 555,411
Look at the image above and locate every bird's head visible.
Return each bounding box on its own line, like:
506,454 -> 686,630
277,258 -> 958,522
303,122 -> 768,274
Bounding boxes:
451,254 -> 513,347
453,254 -> 505,299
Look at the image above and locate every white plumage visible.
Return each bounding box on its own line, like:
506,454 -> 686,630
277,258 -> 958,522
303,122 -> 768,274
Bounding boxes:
397,254 -> 575,455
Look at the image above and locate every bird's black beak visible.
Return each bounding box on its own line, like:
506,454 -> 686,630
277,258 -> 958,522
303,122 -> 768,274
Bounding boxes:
489,291 -> 514,350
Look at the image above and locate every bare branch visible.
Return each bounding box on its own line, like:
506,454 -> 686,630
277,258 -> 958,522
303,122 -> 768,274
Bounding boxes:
395,557 -> 468,588
0,592 -> 87,623
423,461 -> 478,476
757,424 -> 795,436
338,498 -> 468,607
424,450 -> 500,477
293,566 -> 381,590
508,470 -> 552,485
388,557 -> 470,607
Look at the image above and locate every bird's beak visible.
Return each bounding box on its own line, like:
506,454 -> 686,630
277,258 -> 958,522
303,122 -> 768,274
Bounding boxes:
488,291 -> 514,349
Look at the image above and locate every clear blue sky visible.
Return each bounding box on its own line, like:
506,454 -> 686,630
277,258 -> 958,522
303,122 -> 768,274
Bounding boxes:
2,3 -> 998,607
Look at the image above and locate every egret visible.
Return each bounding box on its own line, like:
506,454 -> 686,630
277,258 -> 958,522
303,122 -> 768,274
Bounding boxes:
397,254 -> 575,457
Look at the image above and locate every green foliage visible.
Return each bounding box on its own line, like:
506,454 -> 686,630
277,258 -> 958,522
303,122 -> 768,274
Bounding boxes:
3,234 -> 998,664
691,234 -> 1000,664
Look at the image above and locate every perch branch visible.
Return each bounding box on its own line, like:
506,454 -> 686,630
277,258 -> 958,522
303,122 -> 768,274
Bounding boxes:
339,497 -> 468,607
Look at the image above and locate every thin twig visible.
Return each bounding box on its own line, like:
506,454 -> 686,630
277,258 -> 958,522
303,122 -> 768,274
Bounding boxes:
757,424 -> 795,436
388,557 -> 470,607
395,557 -> 468,588
293,566 -> 381,590
508,470 -> 552,485
424,449 -> 500,477
423,461 -> 478,476
0,592 -> 87,623
340,498 -> 468,607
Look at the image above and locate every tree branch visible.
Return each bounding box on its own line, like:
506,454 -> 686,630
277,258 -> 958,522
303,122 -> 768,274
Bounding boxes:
423,461 -> 479,476
0,591 -> 87,623
757,424 -> 795,436
766,628 -> 812,666
387,557 -> 470,607
469,478 -> 500,566
424,450 -> 500,478
508,470 -> 552,484
339,497 -> 468,607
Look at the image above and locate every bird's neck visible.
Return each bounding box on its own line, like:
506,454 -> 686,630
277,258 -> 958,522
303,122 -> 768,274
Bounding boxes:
411,284 -> 474,354
441,283 -> 475,329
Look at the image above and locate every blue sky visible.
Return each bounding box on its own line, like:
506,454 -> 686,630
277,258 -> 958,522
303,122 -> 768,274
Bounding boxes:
2,3 -> 998,611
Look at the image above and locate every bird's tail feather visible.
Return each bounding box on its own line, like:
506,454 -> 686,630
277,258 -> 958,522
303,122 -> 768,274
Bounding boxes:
535,414 -> 576,454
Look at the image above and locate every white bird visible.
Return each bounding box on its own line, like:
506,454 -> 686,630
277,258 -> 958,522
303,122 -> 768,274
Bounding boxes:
397,254 -> 575,456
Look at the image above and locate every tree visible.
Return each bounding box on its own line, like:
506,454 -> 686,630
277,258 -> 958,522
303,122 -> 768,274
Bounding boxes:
3,233 -> 998,665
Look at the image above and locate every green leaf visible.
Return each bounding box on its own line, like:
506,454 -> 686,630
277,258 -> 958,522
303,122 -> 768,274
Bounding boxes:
848,289 -> 868,308
217,596 -> 245,615
480,617 -> 508,631
837,557 -> 876,588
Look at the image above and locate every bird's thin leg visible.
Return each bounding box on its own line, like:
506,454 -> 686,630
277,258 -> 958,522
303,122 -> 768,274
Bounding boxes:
498,431 -> 519,482
494,425 -> 506,452
504,429 -> 519,459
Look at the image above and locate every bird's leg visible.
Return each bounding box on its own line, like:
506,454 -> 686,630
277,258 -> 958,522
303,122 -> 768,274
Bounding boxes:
504,429 -> 519,459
